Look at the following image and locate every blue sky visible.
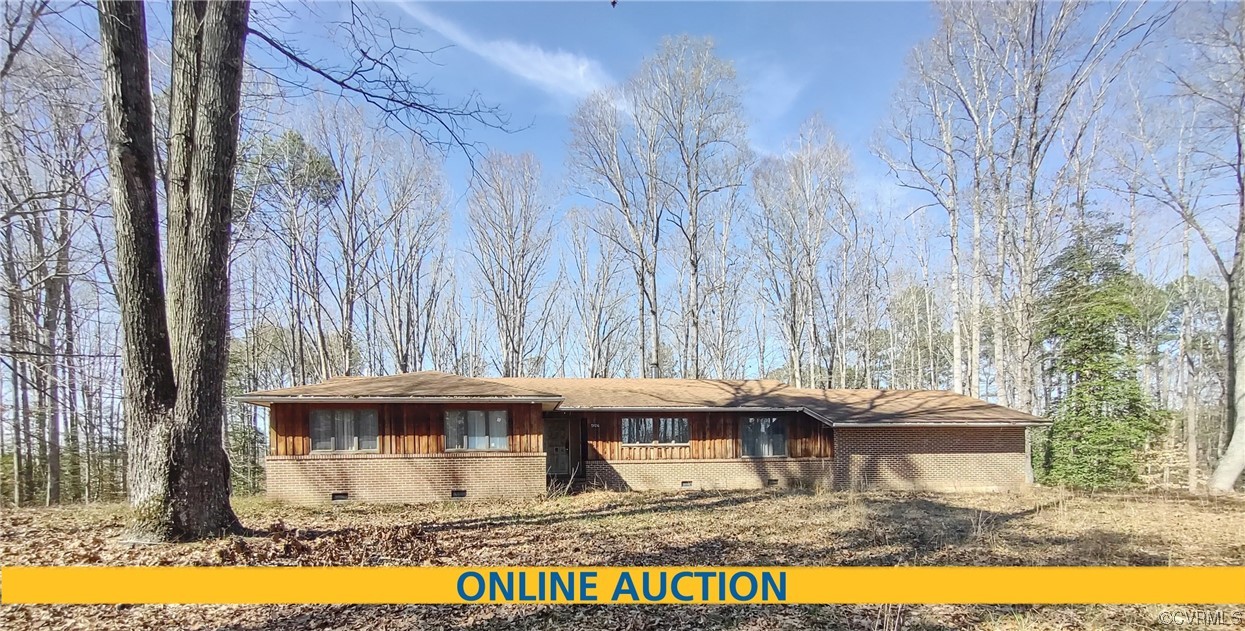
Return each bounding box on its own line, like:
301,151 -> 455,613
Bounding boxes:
352,1 -> 936,200
67,0 -> 1197,278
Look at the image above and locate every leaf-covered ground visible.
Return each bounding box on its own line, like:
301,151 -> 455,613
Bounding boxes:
1,488 -> 1243,630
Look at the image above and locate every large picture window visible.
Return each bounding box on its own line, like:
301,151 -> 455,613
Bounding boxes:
740,416 -> 786,457
622,417 -> 690,445
445,410 -> 508,450
310,409 -> 379,451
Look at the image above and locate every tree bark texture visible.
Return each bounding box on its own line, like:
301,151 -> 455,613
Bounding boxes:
98,0 -> 249,538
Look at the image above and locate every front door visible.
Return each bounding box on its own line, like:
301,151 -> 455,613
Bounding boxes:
545,419 -> 570,475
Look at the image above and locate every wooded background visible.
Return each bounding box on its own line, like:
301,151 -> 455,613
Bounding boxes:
2,1 -> 1242,505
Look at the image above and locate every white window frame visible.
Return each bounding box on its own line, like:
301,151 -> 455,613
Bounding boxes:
445,410 -> 509,451
310,408 -> 379,452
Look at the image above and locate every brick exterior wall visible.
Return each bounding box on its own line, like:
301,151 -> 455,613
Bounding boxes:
833,426 -> 1030,492
266,426 -> 1033,502
585,458 -> 835,491
265,452 -> 546,503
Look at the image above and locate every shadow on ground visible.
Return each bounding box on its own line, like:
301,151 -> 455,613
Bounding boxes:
202,491 -> 1183,630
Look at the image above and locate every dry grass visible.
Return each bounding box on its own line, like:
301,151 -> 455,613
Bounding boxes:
1,488 -> 1243,629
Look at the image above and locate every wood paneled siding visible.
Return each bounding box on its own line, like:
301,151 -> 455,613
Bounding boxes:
268,402 -> 544,456
582,411 -> 832,461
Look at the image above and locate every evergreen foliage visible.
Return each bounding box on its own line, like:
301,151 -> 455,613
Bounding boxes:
1037,219 -> 1166,489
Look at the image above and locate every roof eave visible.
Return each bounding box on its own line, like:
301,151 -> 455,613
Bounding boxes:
555,405 -> 837,428
834,420 -> 1049,428
236,395 -> 565,410
557,406 -> 803,411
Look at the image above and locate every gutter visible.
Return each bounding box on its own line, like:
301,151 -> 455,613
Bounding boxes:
556,406 -> 836,428
833,421 -> 1049,428
236,395 -> 566,407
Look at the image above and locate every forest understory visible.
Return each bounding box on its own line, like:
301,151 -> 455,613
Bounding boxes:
1,488 -> 1242,630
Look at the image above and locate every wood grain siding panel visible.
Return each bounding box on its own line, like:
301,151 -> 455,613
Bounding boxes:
268,413 -> 277,456
409,406 -> 418,454
268,402 -> 545,457
268,403 -> 828,459
788,413 -> 834,458
582,410 -> 831,461
509,403 -> 541,453
298,405 -> 305,454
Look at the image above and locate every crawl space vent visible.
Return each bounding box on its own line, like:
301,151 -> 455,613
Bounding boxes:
330,492 -> 349,501
450,489 -> 468,499
680,480 -> 693,488
765,479 -> 780,487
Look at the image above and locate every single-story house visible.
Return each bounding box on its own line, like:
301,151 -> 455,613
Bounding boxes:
238,371 -> 1049,503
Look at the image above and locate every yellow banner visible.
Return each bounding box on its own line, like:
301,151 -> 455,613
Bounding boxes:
3,566 -> 1244,605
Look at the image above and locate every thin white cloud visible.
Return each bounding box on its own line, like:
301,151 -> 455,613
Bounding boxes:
743,62 -> 806,124
399,2 -> 613,104
737,59 -> 809,156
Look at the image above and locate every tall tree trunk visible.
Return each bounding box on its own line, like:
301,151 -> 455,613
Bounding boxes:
4,214 -> 28,504
648,264 -> 660,378
98,0 -> 249,538
1,357 -> 7,506
34,363 -> 46,499
950,206 -> 963,394
689,256 -> 700,379
8,303 -> 23,506
99,0 -> 179,534
19,352 -> 32,501
64,281 -> 81,501
969,194 -> 983,398
993,207 -> 1010,407
1210,252 -> 1245,492
43,336 -> 59,504
1181,227 -> 1198,492
42,206 -> 71,505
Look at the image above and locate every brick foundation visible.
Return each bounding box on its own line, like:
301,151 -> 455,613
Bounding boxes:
833,427 -> 1030,492
585,458 -> 835,491
265,452 -> 546,503
265,426 -> 1033,502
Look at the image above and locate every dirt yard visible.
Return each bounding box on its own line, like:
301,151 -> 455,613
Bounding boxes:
1,488 -> 1243,630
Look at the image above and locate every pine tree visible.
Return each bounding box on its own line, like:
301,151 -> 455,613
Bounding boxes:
1037,219 -> 1165,490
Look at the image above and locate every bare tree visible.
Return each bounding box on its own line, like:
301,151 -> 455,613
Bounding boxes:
700,185 -> 749,379
312,103 -> 391,378
1126,2 -> 1245,492
569,86 -> 668,378
882,0 -> 1169,411
751,118 -> 853,388
879,27 -> 966,394
363,145 -> 448,374
245,127 -> 339,384
466,152 -> 555,377
566,209 -> 632,378
632,36 -> 748,378
2,34 -> 102,505
97,0 -> 502,537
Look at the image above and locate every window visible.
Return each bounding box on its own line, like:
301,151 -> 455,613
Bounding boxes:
310,408 -> 378,451
622,417 -> 689,445
741,416 -> 786,457
622,418 -> 653,444
445,410 -> 508,450
658,417 -> 690,444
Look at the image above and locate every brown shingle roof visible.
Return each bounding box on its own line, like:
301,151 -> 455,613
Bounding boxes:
764,387 -> 1046,425
478,378 -> 792,409
481,378 -> 1046,425
238,371 -> 562,404
240,372 -> 1046,425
